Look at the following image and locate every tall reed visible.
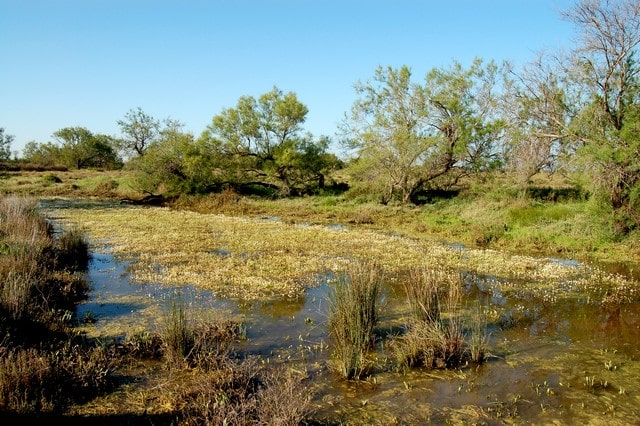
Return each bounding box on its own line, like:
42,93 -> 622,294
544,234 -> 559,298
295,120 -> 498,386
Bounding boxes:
327,262 -> 382,379
0,196 -> 89,327
395,267 -> 487,369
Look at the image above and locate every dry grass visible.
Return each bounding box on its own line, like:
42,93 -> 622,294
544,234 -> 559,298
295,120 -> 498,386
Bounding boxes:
0,343 -> 115,414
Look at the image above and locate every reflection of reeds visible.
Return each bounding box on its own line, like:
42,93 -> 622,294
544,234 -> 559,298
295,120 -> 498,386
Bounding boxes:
395,268 -> 487,369
328,262 -> 381,380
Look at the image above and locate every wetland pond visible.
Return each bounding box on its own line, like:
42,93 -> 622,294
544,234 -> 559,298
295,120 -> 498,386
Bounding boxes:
44,199 -> 640,424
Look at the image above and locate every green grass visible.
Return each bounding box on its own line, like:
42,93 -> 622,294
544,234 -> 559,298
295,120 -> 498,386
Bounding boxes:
328,262 -> 382,380
394,269 -> 488,370
2,168 -> 637,264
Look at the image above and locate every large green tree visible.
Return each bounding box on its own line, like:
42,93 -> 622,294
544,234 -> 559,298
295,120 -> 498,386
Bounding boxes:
342,60 -> 504,204
53,127 -> 121,169
201,87 -> 338,195
563,0 -> 640,232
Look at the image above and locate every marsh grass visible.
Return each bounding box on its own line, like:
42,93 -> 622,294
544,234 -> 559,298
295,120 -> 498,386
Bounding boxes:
0,197 -> 89,328
394,268 -> 488,369
0,196 -> 112,415
163,295 -> 191,366
328,262 -> 382,380
175,360 -> 312,426
0,342 -> 115,414
163,295 -> 243,369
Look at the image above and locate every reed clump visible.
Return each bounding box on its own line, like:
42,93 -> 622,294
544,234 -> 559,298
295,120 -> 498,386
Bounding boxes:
328,262 -> 382,379
162,295 -> 243,369
394,267 -> 488,369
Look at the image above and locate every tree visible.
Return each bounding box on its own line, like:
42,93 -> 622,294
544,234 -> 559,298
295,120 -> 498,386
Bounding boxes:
502,54 -> 574,188
341,60 -> 504,204
22,141 -> 61,166
563,0 -> 640,232
0,128 -> 14,160
53,127 -> 121,169
200,87 -> 335,195
117,107 -> 161,157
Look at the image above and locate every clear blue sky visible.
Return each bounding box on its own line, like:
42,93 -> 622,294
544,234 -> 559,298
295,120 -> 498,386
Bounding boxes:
1,0 -> 575,154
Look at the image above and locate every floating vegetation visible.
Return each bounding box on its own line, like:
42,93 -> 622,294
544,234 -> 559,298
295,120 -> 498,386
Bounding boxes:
50,202 -> 639,303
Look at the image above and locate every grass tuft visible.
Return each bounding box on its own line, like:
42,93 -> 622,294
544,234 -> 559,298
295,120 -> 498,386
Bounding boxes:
327,262 -> 382,380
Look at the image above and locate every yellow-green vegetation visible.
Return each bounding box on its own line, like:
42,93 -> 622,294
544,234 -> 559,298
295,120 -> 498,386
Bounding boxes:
3,169 -> 639,266
394,269 -> 486,370
53,199 -> 637,303
0,170 -> 138,199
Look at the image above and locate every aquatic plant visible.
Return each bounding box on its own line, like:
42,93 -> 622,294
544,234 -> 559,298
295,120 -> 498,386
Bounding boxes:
163,295 -> 192,367
327,262 -> 381,379
162,294 -> 243,369
394,270 -> 487,369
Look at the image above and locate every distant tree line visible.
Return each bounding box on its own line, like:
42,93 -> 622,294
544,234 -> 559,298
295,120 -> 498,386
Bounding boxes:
6,0 -> 639,232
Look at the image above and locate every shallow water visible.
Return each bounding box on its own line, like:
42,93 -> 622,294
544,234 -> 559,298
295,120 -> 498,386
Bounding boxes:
44,199 -> 640,424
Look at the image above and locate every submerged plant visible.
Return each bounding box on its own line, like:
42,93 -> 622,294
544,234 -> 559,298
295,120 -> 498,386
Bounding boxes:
327,261 -> 382,379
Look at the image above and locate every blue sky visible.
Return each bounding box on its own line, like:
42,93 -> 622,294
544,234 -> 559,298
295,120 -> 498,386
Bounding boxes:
1,0 -> 575,154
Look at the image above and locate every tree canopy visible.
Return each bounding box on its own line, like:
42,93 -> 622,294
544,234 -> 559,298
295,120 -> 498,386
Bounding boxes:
341,60 -> 504,203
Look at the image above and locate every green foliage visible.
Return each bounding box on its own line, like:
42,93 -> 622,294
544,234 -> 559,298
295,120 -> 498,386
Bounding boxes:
201,87 -> 339,195
559,0 -> 640,233
23,128 -> 121,170
22,141 -> 62,167
394,271 -> 486,370
342,60 -> 504,204
0,128 -> 14,160
52,127 -> 122,170
117,107 -> 160,157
